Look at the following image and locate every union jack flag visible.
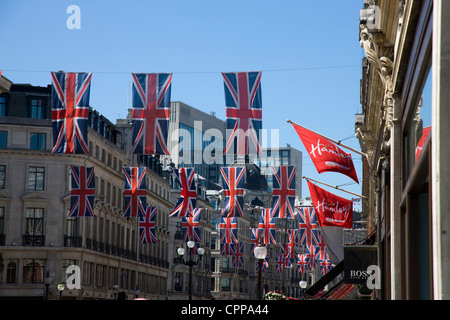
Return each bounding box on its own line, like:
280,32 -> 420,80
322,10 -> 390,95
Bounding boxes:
220,242 -> 233,255
219,217 -> 239,244
276,254 -> 285,272
139,206 -> 158,244
50,71 -> 92,154
296,254 -> 310,274
282,229 -> 298,259
131,73 -> 172,155
182,208 -> 202,243
69,166 -> 95,217
222,71 -> 262,156
169,168 -> 196,217
220,167 -> 245,217
319,259 -> 333,275
231,243 -> 244,267
122,166 -> 147,218
297,206 -> 321,247
305,245 -> 317,269
250,228 -> 262,255
258,208 -> 276,245
271,166 -> 296,219
314,234 -> 329,262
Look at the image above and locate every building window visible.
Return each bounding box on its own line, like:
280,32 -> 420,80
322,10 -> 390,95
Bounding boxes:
0,96 -> 6,116
29,98 -> 46,119
24,208 -> 44,246
6,262 -> 17,283
0,131 -> 7,148
30,133 -> 46,150
0,165 -> 5,189
28,166 -> 45,190
22,259 -> 45,283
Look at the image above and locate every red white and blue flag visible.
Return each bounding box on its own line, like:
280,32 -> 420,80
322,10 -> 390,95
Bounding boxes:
250,228 -> 262,255
305,245 -> 317,268
297,206 -> 321,247
131,73 -> 172,155
231,243 -> 244,267
222,71 -> 262,156
69,165 -> 95,217
258,208 -> 276,245
182,208 -> 202,243
220,166 -> 245,217
314,234 -> 330,262
169,168 -> 197,217
276,254 -> 285,272
50,71 -> 92,154
219,217 -> 239,244
220,242 -> 233,255
271,165 -> 296,219
122,166 -> 147,218
319,259 -> 333,275
296,254 -> 310,274
282,229 -> 298,259
139,206 -> 158,244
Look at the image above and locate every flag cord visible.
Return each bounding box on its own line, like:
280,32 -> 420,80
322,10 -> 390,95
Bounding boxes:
302,176 -> 367,199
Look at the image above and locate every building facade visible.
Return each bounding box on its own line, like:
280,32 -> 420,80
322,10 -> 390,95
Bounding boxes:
0,83 -> 173,299
357,0 -> 450,299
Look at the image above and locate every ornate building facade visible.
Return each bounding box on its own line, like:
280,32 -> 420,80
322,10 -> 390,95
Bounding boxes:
357,0 -> 450,299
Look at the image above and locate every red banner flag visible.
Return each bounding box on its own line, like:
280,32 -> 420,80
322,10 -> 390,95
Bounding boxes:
415,126 -> 431,161
291,123 -> 359,183
307,181 -> 353,228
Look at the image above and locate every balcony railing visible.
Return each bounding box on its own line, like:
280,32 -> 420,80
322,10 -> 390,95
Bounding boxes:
23,235 -> 45,246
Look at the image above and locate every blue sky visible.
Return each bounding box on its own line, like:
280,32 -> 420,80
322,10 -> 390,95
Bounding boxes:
1,0 -> 366,203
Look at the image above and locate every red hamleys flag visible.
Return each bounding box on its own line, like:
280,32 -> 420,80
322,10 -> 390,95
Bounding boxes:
308,181 -> 353,228
291,123 -> 359,183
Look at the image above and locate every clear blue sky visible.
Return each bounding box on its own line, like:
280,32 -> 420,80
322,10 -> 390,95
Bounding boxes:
0,0 -> 366,203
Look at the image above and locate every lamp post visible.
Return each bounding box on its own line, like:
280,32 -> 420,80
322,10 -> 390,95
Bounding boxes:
177,240 -> 205,300
57,284 -> 65,300
254,239 -> 267,300
44,271 -> 53,300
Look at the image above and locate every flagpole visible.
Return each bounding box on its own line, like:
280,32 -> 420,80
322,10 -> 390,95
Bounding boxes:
286,119 -> 368,159
303,176 -> 367,199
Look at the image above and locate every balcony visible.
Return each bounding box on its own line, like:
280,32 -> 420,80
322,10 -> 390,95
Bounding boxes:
23,235 -> 45,246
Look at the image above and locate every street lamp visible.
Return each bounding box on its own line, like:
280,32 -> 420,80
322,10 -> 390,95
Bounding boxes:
254,240 -> 267,300
57,284 -> 65,300
177,241 -> 205,300
44,272 -> 53,300
299,279 -> 307,299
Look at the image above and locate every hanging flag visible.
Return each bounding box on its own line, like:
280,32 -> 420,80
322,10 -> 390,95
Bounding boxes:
305,245 -> 317,269
297,206 -> 321,247
220,242 -> 233,255
319,259 -> 333,275
69,165 -> 95,217
219,217 -> 239,244
139,206 -> 158,244
258,208 -> 276,245
131,73 -> 172,155
308,181 -> 353,228
220,166 -> 245,217
279,247 -> 293,269
296,254 -> 310,274
50,71 -> 92,154
231,243 -> 244,267
415,126 -> 431,161
122,166 -> 147,218
181,208 -> 202,243
314,234 -> 330,262
291,123 -> 359,183
276,254 -> 285,272
222,71 -> 262,156
283,229 -> 298,260
250,228 -> 262,255
169,167 -> 197,217
271,165 -> 296,219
